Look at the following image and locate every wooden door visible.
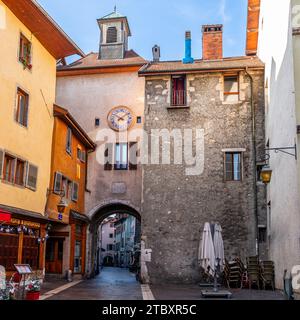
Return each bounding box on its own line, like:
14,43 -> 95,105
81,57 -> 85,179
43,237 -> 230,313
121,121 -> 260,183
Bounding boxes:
45,238 -> 64,274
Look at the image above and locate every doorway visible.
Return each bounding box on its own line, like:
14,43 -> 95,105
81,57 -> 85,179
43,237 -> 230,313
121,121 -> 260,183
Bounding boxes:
45,238 -> 64,274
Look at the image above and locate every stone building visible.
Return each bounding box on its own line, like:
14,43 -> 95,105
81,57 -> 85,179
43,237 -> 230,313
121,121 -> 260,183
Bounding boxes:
139,25 -> 267,283
56,8 -> 145,276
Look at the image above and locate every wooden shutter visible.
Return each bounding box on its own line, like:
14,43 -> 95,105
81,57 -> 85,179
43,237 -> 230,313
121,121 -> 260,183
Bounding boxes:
129,142 -> 138,170
81,150 -> 86,163
25,163 -> 38,190
66,128 -> 72,154
104,143 -> 113,171
72,182 -> 79,202
0,149 -> 4,179
54,172 -> 62,194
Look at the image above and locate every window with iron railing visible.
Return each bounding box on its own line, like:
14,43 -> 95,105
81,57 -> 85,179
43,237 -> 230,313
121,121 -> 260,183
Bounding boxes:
171,75 -> 187,106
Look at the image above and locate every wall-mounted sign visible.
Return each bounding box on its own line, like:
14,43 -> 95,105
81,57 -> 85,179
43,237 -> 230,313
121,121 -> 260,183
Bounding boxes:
0,210 -> 11,222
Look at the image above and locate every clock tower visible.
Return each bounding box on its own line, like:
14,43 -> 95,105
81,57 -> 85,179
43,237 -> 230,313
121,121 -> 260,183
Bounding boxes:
97,7 -> 132,60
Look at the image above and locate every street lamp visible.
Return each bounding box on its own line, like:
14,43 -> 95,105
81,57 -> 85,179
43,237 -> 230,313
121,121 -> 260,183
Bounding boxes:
47,189 -> 68,214
57,198 -> 68,214
260,165 -> 272,184
259,143 -> 297,184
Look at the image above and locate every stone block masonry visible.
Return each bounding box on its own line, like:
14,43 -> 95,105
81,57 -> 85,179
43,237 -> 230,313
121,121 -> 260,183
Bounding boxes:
141,70 -> 267,284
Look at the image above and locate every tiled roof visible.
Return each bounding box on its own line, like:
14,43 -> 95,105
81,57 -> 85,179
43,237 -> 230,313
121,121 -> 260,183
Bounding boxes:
57,50 -> 147,71
139,56 -> 264,75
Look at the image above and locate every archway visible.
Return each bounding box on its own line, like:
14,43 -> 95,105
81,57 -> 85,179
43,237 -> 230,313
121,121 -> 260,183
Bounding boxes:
87,203 -> 141,278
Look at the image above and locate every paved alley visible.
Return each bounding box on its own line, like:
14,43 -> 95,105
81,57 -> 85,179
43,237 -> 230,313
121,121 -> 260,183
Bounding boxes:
43,267 -> 143,300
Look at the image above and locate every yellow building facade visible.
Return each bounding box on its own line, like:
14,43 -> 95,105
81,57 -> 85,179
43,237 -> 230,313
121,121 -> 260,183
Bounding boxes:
0,0 -> 83,273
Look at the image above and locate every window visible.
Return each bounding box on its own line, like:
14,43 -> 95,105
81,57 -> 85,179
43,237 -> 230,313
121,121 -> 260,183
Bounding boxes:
54,172 -> 63,194
106,27 -> 118,43
104,143 -> 113,171
224,75 -> 239,102
137,116 -> 142,124
258,226 -> 267,243
109,233 -> 113,238
3,154 -> 15,183
15,159 -> 25,186
129,142 -> 138,170
115,143 -> 128,170
171,75 -> 186,106
224,152 -> 242,181
19,33 -> 32,69
72,182 -> 79,202
107,244 -> 114,251
95,118 -> 100,127
77,148 -> 85,162
1,153 -> 37,190
66,128 -> 72,154
16,88 -> 29,127
54,172 -> 74,199
26,162 -> 38,190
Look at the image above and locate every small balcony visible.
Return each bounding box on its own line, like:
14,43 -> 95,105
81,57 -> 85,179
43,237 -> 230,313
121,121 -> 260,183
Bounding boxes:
171,89 -> 187,107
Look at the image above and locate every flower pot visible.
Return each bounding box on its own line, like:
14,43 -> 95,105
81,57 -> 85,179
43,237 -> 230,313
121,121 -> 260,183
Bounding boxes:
26,291 -> 40,300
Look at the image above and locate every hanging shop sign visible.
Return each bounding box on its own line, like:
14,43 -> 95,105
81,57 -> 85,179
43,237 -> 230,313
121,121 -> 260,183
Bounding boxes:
0,210 -> 11,222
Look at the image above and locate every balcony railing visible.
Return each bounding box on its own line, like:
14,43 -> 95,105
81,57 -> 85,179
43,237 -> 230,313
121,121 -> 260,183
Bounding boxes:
171,90 -> 186,106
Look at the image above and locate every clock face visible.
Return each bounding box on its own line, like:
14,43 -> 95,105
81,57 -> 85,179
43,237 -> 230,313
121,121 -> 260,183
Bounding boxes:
108,107 -> 134,131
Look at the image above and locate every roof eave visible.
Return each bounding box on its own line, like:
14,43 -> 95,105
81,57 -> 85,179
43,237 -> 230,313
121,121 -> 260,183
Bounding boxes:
2,0 -> 84,59
53,104 -> 96,150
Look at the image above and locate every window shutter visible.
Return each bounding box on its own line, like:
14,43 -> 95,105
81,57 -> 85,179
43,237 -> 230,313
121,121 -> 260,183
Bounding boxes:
66,128 -> 72,154
81,151 -> 86,163
0,150 -> 4,179
54,172 -> 62,194
104,143 -> 113,171
26,163 -> 38,191
129,142 -> 138,170
72,182 -> 79,202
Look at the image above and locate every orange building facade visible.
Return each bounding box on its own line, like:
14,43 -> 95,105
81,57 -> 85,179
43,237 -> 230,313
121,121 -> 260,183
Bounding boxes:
45,105 -> 95,277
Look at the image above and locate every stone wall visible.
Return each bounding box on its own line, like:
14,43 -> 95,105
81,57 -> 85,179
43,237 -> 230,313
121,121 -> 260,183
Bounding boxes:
142,70 -> 267,284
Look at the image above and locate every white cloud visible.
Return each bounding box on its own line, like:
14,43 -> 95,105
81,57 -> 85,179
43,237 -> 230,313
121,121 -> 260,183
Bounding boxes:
218,0 -> 231,23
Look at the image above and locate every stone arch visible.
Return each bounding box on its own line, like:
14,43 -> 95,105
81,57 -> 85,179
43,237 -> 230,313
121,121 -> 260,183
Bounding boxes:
86,201 -> 141,278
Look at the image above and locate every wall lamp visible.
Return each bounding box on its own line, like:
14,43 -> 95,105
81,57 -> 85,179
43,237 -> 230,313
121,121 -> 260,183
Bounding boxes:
47,189 -> 68,214
260,144 -> 297,184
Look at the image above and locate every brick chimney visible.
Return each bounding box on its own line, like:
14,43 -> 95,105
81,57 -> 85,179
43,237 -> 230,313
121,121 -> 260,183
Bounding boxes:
202,24 -> 223,60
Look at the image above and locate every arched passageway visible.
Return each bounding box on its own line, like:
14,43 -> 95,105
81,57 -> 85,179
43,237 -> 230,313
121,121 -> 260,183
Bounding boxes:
87,203 -> 141,278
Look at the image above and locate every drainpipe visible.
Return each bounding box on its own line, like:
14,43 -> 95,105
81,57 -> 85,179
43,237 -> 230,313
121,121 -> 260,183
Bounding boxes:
245,67 -> 259,258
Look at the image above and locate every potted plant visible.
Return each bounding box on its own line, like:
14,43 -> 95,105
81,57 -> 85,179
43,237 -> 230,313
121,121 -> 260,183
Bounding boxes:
25,279 -> 41,300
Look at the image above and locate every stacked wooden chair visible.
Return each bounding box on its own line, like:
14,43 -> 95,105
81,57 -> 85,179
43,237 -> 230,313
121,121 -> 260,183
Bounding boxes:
246,256 -> 261,289
224,258 -> 244,288
260,261 -> 275,291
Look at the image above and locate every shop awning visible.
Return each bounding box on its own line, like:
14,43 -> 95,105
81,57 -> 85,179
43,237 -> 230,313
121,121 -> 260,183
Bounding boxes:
0,210 -> 11,222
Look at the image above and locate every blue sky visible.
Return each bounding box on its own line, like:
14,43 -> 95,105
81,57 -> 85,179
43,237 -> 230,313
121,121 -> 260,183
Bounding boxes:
38,0 -> 248,61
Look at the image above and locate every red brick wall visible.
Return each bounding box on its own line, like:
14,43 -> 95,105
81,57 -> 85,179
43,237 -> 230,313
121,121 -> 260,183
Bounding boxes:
202,29 -> 223,60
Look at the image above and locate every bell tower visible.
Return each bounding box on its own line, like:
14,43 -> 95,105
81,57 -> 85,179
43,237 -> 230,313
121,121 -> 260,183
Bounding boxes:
97,7 -> 131,60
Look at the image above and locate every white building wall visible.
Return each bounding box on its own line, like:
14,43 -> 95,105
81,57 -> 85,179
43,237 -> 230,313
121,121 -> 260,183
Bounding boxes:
258,0 -> 300,291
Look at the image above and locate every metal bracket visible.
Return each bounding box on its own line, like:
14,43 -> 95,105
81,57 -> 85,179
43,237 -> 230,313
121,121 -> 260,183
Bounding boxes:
46,189 -> 65,197
265,144 -> 297,160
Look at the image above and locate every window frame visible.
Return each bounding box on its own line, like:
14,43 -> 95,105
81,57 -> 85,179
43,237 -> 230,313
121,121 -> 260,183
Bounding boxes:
106,26 -> 118,44
66,127 -> 72,155
15,159 -> 26,186
224,151 -> 243,182
114,143 -> 128,171
19,33 -> 32,70
16,87 -> 29,128
223,74 -> 240,102
170,75 -> 187,107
